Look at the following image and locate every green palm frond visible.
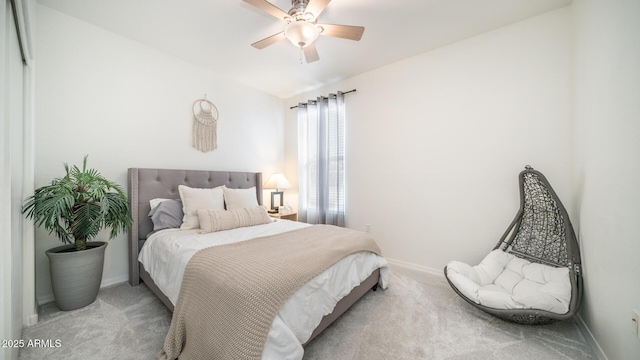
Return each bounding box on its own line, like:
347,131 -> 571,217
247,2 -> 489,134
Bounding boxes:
71,202 -> 103,241
23,155 -> 132,251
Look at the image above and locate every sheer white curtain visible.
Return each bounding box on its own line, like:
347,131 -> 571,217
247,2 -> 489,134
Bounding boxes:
297,91 -> 345,226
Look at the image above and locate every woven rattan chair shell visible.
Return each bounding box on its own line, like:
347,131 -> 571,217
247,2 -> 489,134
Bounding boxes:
445,166 -> 583,325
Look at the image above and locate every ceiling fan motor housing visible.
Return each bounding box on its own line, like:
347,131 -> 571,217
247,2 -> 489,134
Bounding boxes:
289,0 -> 311,18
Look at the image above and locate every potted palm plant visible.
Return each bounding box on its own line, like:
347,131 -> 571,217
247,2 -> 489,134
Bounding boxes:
22,156 -> 132,311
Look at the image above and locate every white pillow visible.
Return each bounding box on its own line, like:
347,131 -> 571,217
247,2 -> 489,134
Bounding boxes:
196,206 -> 272,233
223,186 -> 259,210
178,185 -> 225,230
149,198 -> 171,210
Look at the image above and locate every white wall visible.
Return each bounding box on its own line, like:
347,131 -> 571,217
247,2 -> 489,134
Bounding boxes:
286,8 -> 572,273
34,4 -> 285,304
571,1 -> 640,359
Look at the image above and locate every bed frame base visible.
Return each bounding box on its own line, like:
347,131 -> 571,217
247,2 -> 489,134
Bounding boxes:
139,263 -> 174,312
303,268 -> 380,346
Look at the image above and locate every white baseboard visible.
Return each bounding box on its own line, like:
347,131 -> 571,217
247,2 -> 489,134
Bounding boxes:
386,257 -> 445,277
100,274 -> 129,289
574,314 -> 608,360
36,274 -> 129,306
37,293 -> 54,306
24,313 -> 38,326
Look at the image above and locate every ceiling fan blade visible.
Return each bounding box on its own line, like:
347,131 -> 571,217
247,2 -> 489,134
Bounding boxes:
318,24 -> 365,41
305,0 -> 331,20
251,32 -> 286,49
303,43 -> 320,63
243,0 -> 290,21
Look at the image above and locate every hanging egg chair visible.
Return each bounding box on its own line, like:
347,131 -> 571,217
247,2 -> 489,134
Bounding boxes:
444,166 -> 582,325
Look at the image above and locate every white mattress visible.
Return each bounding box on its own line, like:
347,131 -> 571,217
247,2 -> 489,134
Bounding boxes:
139,219 -> 390,360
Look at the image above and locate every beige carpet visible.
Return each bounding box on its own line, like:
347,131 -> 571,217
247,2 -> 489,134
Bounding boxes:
20,265 -> 596,360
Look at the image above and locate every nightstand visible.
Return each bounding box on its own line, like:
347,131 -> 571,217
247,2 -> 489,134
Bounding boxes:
269,212 -> 298,221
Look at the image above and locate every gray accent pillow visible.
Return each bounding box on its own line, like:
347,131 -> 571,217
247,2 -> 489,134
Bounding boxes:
148,199 -> 184,231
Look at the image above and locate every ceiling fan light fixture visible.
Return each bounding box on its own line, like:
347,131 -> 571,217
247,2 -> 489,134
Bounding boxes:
284,20 -> 319,48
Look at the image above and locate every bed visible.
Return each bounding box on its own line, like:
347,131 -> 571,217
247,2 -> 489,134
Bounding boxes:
127,168 -> 389,359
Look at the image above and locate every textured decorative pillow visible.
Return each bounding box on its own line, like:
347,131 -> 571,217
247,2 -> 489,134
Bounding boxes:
223,186 -> 259,210
148,199 -> 183,231
197,206 -> 272,233
178,185 -> 225,230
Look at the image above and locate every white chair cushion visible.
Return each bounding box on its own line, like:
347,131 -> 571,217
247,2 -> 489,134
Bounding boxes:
446,249 -> 571,314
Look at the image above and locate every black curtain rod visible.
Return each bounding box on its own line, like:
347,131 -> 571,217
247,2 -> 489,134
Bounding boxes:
289,89 -> 356,109
10,0 -> 27,64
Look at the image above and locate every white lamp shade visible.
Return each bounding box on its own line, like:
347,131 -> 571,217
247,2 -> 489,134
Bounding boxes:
284,21 -> 319,48
264,173 -> 292,190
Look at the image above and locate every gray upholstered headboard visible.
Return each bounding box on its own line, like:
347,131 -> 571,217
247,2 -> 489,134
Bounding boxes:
127,168 -> 263,285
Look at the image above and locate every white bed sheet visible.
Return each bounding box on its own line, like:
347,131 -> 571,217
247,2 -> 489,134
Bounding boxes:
138,219 -> 390,360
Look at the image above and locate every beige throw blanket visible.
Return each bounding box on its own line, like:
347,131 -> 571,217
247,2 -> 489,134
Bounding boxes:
159,225 -> 382,360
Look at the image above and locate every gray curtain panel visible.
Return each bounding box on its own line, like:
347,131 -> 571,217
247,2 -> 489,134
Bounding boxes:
297,91 -> 345,226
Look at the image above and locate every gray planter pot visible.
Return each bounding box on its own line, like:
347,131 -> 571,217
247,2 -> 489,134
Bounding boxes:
46,241 -> 107,311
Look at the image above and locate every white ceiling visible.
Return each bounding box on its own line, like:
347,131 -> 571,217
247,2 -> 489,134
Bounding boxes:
37,0 -> 572,99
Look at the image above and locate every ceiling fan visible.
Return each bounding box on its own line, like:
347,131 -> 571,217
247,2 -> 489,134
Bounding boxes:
243,0 -> 365,63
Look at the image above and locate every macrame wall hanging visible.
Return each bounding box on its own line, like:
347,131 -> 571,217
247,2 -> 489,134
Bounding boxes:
192,96 -> 218,152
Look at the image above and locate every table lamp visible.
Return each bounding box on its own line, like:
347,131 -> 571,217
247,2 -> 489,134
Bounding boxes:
263,173 -> 292,213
